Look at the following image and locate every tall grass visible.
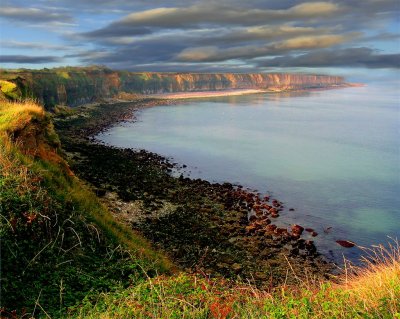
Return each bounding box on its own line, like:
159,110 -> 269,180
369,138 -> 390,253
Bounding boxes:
73,240 -> 399,318
0,99 -> 44,132
341,240 -> 400,316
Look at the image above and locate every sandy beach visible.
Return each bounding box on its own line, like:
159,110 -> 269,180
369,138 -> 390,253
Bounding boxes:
149,89 -> 265,99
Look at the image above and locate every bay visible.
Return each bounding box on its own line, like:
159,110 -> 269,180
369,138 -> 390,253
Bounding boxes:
97,84 -> 400,263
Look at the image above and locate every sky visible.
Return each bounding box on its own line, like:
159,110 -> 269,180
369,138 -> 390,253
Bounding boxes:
0,0 -> 399,81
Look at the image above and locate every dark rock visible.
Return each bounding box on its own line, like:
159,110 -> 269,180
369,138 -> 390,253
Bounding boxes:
291,224 -> 304,235
336,240 -> 355,248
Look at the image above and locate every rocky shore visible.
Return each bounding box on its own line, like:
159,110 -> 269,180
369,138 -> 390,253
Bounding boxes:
54,98 -> 334,287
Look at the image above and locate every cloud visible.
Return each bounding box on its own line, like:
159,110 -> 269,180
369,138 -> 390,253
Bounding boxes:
176,34 -> 356,62
197,25 -> 334,45
2,0 -> 395,73
258,48 -> 400,69
0,6 -> 73,23
81,2 -> 341,39
0,55 -> 63,64
0,40 -> 71,51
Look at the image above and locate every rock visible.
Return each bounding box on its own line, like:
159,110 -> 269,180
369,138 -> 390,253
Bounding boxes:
249,215 -> 257,222
289,208 -> 295,211
311,231 -> 318,237
305,228 -> 314,233
305,240 -> 317,254
265,224 -> 277,232
274,228 -> 287,235
272,200 -> 281,207
291,224 -> 304,235
297,239 -> 306,250
245,225 -> 257,233
291,234 -> 300,240
336,240 -> 356,248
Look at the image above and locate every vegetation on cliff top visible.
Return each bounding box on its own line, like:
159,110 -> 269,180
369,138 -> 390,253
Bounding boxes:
0,99 -> 398,318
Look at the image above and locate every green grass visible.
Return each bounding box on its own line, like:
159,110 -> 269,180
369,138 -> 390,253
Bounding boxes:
0,80 -> 20,100
0,100 -> 173,318
70,252 -> 400,319
71,240 -> 400,319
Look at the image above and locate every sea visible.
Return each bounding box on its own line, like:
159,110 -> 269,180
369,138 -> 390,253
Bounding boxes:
97,84 -> 400,263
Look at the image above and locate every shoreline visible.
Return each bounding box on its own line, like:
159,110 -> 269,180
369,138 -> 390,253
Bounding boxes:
54,94 -> 337,286
149,89 -> 266,99
147,84 -> 355,100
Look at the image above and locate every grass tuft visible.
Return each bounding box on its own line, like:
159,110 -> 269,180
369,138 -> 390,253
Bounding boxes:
0,99 -> 44,133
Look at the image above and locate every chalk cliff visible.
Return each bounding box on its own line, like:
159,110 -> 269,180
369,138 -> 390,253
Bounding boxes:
0,66 -> 345,109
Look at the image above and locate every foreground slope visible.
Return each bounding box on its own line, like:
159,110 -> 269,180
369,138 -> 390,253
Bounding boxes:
0,99 -> 173,317
73,244 -> 400,318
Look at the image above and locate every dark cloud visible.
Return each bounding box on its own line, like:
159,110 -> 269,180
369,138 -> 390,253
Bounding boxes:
77,0 -> 399,41
81,2 -> 341,38
0,55 -> 63,64
0,40 -> 71,51
69,39 -> 185,65
68,0 -> 399,72
258,48 -> 400,69
195,26 -> 334,46
0,6 -> 73,23
81,26 -> 152,38
176,34 -> 357,62
1,0 -> 398,72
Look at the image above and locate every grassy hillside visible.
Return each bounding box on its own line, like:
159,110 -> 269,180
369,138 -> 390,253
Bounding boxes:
1,99 -> 398,318
0,99 -> 173,317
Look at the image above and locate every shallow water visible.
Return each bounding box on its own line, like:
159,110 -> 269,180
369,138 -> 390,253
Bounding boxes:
97,85 -> 400,263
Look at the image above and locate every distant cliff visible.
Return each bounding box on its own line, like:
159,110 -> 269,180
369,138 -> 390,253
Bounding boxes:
0,66 -> 345,109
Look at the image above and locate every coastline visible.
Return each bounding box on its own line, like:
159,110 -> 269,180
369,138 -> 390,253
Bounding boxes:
147,83 -> 357,100
149,89 -> 266,100
54,94 -> 336,287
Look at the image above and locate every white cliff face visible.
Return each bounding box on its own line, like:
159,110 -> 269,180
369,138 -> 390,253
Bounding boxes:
2,67 -> 345,108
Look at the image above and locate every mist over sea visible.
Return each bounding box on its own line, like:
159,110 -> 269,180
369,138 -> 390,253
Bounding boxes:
97,85 -> 400,263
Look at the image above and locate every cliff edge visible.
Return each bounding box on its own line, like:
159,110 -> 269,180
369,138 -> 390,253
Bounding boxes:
0,66 -> 345,109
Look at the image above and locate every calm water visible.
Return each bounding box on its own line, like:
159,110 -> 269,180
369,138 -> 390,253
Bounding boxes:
97,85 -> 400,263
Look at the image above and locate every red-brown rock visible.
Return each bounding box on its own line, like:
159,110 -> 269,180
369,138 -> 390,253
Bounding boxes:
336,240 -> 356,248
